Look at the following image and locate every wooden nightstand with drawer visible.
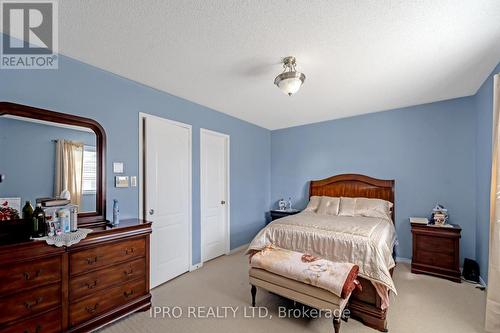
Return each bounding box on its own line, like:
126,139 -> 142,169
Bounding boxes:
268,209 -> 301,224
411,223 -> 461,283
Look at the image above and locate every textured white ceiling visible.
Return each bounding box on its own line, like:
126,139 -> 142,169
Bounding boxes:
54,1 -> 500,129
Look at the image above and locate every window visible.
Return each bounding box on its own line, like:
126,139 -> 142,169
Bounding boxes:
82,146 -> 97,194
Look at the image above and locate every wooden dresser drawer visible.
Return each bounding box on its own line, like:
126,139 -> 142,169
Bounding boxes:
0,283 -> 61,326
2,308 -> 61,333
70,258 -> 146,301
0,256 -> 61,296
415,235 -> 454,254
415,249 -> 455,269
70,278 -> 146,327
70,238 -> 146,275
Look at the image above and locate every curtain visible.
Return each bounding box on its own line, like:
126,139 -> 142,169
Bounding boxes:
486,74 -> 500,332
54,139 -> 84,208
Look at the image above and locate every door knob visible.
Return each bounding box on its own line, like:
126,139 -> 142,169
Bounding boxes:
220,200 -> 226,205
149,209 -> 154,215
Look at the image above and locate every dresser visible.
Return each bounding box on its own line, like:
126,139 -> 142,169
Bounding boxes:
411,222 -> 461,283
0,219 -> 152,332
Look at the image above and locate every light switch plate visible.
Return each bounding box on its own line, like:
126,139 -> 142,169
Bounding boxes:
131,176 -> 137,187
113,162 -> 124,173
115,176 -> 129,188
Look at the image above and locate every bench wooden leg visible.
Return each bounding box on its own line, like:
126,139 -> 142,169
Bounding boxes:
333,316 -> 341,333
251,285 -> 257,307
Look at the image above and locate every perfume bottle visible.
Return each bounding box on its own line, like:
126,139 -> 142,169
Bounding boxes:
288,197 -> 293,210
113,199 -> 120,226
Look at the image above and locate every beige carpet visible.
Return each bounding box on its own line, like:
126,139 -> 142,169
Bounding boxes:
101,250 -> 487,333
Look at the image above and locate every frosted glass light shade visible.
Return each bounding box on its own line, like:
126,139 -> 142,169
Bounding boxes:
274,71 -> 306,96
277,77 -> 302,96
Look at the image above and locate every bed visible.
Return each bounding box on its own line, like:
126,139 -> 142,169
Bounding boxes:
247,174 -> 396,332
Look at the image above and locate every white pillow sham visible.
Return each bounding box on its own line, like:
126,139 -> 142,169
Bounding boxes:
338,197 -> 356,216
316,196 -> 341,215
355,197 -> 393,220
338,197 -> 393,220
303,196 -> 322,213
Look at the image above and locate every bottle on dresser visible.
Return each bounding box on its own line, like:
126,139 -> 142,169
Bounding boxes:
58,209 -> 71,233
32,203 -> 46,238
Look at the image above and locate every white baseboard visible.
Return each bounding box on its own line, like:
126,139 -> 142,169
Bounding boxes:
479,276 -> 487,288
396,257 -> 411,264
189,262 -> 203,271
228,243 -> 249,255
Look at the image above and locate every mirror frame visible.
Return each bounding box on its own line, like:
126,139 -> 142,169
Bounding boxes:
0,102 -> 107,228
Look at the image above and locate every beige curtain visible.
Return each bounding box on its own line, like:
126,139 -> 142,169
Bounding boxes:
486,74 -> 500,332
54,139 -> 84,208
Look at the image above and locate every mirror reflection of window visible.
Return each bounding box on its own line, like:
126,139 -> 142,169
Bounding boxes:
82,146 -> 96,195
0,114 -> 98,214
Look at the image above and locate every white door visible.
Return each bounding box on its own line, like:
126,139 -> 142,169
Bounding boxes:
201,129 -> 229,262
145,115 -> 191,289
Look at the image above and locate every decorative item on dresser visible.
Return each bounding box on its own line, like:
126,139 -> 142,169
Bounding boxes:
269,209 -> 301,222
0,103 -> 152,332
411,222 -> 461,283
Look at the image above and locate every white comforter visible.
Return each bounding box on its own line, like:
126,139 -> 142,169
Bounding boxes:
247,212 -> 397,294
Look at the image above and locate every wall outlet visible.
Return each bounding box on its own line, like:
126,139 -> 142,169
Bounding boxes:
131,176 -> 137,187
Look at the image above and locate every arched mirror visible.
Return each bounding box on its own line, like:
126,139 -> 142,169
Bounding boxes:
0,102 -> 106,228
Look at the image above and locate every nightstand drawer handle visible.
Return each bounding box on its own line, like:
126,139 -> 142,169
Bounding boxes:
86,256 -> 98,265
124,268 -> 134,276
24,297 -> 43,310
123,290 -> 134,298
23,269 -> 42,281
125,247 -> 135,255
85,279 -> 98,289
86,303 -> 98,314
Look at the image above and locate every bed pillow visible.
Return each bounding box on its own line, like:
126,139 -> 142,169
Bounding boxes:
338,197 -> 356,216
316,196 -> 340,215
303,196 -> 322,213
354,198 -> 393,220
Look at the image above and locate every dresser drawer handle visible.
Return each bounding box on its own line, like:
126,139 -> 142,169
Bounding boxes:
24,324 -> 42,333
123,290 -> 134,298
125,247 -> 135,255
86,256 -> 98,265
85,303 -> 99,314
124,268 -> 134,276
85,279 -> 98,289
24,297 -> 43,310
23,269 -> 42,281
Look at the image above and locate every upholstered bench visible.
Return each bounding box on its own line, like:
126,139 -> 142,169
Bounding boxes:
248,246 -> 358,333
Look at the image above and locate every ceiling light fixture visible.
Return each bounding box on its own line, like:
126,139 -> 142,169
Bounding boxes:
274,56 -> 306,96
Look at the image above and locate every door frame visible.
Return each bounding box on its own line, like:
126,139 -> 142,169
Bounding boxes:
200,128 -> 230,263
138,112 -> 193,271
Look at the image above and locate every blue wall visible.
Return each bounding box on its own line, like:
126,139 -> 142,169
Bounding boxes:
0,35 -> 496,275
0,117 -> 96,212
271,97 -> 477,260
0,53 -> 271,265
474,62 -> 500,282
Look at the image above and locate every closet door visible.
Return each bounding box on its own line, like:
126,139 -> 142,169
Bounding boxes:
201,129 -> 229,262
144,115 -> 191,288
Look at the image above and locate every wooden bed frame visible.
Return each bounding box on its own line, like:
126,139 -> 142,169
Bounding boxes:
309,174 -> 395,332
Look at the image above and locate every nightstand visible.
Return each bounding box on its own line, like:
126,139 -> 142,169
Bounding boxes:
411,223 -> 461,283
269,209 -> 301,223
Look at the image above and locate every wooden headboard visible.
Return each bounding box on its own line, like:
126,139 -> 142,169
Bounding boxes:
309,174 -> 395,222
